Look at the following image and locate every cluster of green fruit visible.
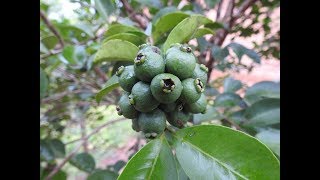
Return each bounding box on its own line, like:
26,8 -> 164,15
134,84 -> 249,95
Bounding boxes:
116,43 -> 208,138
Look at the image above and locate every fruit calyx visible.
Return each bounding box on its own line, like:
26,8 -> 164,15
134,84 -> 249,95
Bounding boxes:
116,106 -> 122,115
194,78 -> 204,93
115,66 -> 125,76
134,53 -> 146,65
160,78 -> 175,93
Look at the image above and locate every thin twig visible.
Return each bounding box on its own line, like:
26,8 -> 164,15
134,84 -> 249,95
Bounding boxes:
40,10 -> 64,48
221,118 -> 243,131
120,0 -> 147,29
216,0 -> 224,21
66,118 -> 127,145
45,118 -> 127,179
94,66 -> 107,83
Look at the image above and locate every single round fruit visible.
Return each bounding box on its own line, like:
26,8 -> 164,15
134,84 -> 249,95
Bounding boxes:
184,93 -> 207,114
150,73 -> 183,104
192,63 -> 208,85
129,81 -> 160,112
116,92 -> 138,119
131,118 -> 140,132
138,108 -> 166,138
159,102 -> 176,112
179,78 -> 204,103
134,51 -> 165,82
138,44 -> 162,55
165,44 -> 196,80
116,65 -> 139,92
166,105 -> 191,129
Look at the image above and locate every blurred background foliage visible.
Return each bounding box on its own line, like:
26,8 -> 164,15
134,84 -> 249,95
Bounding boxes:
40,0 -> 279,179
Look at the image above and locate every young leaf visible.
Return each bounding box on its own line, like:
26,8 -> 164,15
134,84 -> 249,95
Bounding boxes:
223,77 -> 242,93
211,45 -> 229,62
255,128 -> 280,157
104,24 -> 142,37
49,139 -> 66,158
94,40 -> 139,63
244,98 -> 280,127
40,140 -> 54,162
41,35 -> 58,50
152,12 -> 190,44
192,27 -> 215,39
69,153 -> 96,173
244,81 -> 280,105
152,6 -> 177,24
163,15 -> 214,51
87,169 -> 118,180
102,33 -> 146,46
95,74 -> 119,103
172,125 -> 280,180
118,135 -> 178,180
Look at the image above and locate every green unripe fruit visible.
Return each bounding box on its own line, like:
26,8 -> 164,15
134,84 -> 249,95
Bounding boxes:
179,78 -> 204,104
159,102 -> 176,112
116,92 -> 138,119
150,73 -> 183,104
166,104 -> 191,129
131,118 -> 140,132
165,44 -> 196,80
129,81 -> 160,112
184,93 -> 207,114
134,51 -> 165,82
138,44 -> 162,55
138,108 -> 166,138
192,63 -> 208,85
116,65 -> 139,92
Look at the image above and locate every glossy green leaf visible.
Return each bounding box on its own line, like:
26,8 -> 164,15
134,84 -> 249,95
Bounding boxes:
94,40 -> 139,63
214,92 -> 242,107
175,156 -> 189,180
102,33 -> 146,46
88,169 -> 118,180
96,74 -> 119,103
41,170 -> 67,180
256,128 -> 280,156
193,106 -> 221,124
40,140 -> 54,162
152,6 -> 177,24
227,43 -> 261,63
244,81 -> 280,105
94,0 -> 117,20
62,45 -> 76,64
152,12 -> 190,45
55,24 -> 93,42
192,28 -> 214,39
173,125 -> 280,180
49,139 -> 66,158
40,68 -> 48,99
244,98 -> 280,127
69,152 -> 96,173
105,24 -> 142,37
223,77 -> 242,93
41,35 -> 58,49
118,135 -> 178,180
163,15 -> 213,51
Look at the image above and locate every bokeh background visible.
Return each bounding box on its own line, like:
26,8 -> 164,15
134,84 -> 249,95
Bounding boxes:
40,0 -> 279,179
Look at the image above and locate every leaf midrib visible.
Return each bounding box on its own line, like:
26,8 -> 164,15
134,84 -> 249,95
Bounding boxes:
174,134 -> 249,180
147,138 -> 162,180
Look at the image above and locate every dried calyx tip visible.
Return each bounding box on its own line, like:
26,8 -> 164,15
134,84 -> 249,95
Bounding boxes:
116,106 -> 122,115
128,95 -> 135,105
116,66 -> 125,76
195,78 -> 204,93
200,64 -> 208,72
180,45 -> 192,53
177,104 -> 183,111
160,78 -> 175,93
134,53 -> 146,64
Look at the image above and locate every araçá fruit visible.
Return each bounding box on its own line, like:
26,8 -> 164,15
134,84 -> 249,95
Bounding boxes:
192,63 -> 208,85
166,104 -> 191,128
116,92 -> 138,119
138,108 -> 166,138
184,93 -> 207,114
150,73 -> 183,104
134,50 -> 165,82
165,43 -> 196,80
116,65 -> 139,92
179,78 -> 204,104
129,81 -> 160,112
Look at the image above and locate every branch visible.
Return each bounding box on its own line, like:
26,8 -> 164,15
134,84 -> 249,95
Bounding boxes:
40,10 -> 65,48
45,117 -> 127,179
216,0 -> 224,21
120,0 -> 147,29
66,118 -> 127,145
94,66 -> 107,83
